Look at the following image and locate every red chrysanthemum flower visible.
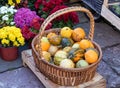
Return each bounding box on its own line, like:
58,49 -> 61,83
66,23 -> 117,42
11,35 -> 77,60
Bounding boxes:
34,0 -> 79,28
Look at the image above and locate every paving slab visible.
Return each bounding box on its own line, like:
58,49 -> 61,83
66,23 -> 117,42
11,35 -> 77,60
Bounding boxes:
74,22 -> 120,48
0,57 -> 22,73
97,61 -> 115,88
0,13 -> 120,88
0,67 -> 45,88
97,44 -> 120,88
102,44 -> 120,75
97,60 -> 120,88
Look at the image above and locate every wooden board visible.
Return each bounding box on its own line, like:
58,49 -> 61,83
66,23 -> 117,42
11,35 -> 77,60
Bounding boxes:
101,5 -> 120,31
21,49 -> 106,88
104,0 -> 120,6
101,0 -> 120,31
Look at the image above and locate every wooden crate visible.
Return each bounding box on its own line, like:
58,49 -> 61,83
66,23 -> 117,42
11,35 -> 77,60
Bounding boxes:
101,0 -> 120,30
21,49 -> 106,88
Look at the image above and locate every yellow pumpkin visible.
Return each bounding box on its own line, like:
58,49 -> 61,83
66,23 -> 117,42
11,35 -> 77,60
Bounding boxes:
60,27 -> 73,38
72,27 -> 86,42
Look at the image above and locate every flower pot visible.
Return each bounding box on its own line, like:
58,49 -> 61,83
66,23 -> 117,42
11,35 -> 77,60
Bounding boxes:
0,47 -> 18,61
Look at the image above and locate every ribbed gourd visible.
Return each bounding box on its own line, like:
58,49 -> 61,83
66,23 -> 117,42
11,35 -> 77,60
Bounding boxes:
68,48 -> 85,62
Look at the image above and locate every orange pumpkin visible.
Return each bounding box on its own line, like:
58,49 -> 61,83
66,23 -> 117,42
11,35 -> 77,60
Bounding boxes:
41,42 -> 50,51
72,27 -> 86,42
85,49 -> 98,64
79,39 -> 91,49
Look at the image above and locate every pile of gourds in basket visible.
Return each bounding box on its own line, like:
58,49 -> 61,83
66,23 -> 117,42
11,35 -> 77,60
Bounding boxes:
32,6 -> 102,86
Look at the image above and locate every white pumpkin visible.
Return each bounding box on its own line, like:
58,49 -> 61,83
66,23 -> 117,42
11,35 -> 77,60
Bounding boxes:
48,45 -> 58,56
60,59 -> 75,68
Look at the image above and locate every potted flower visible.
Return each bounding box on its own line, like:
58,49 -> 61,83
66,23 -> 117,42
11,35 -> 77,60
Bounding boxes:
0,26 -> 25,61
14,7 -> 52,42
0,5 -> 17,28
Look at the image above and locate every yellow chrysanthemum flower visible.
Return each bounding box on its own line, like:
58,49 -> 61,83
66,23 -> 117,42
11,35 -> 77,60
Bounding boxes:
1,39 -> 10,45
8,0 -> 15,6
0,26 -> 25,47
15,33 -> 22,38
8,0 -> 21,5
9,34 -> 16,42
13,41 -> 20,47
0,32 -> 7,39
16,0 -> 21,4
17,37 -> 25,46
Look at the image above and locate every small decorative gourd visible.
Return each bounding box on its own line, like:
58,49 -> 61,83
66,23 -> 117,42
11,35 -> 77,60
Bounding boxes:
47,32 -> 56,39
61,38 -> 73,48
85,49 -> 99,64
63,46 -> 72,53
60,27 -> 73,38
72,27 -> 86,42
48,35 -> 61,45
68,48 -> 85,62
54,50 -> 67,65
60,59 -> 75,68
42,51 -> 51,62
48,45 -> 58,56
76,59 -> 89,68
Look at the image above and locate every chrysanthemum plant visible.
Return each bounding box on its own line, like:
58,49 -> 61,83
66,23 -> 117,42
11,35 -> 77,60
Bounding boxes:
34,0 -> 79,28
0,26 -> 25,48
8,0 -> 21,6
0,5 -> 17,28
14,8 -> 52,40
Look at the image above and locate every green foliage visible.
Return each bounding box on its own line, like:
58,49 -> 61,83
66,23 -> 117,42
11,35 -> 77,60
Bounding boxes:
112,5 -> 120,15
53,20 -> 73,28
28,0 -> 36,11
0,0 -> 8,7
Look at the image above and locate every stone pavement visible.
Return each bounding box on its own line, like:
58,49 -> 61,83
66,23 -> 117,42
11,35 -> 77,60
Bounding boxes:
0,13 -> 120,88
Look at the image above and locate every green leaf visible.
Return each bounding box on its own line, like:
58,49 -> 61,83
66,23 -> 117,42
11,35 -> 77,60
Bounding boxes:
39,5 -> 43,10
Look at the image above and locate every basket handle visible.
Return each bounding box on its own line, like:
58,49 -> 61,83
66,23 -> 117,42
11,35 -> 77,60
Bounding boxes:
38,6 -> 95,58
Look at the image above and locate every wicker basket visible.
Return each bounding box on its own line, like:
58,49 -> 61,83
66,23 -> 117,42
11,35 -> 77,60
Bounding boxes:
31,6 -> 102,86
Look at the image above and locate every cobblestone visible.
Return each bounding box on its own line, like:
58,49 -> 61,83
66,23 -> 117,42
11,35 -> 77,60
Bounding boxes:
0,14 -> 120,88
